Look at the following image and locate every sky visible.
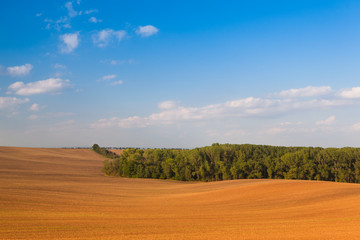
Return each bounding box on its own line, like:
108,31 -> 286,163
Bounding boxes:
1,0 -> 360,148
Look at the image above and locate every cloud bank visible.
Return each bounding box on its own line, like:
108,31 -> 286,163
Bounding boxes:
91,86 -> 360,129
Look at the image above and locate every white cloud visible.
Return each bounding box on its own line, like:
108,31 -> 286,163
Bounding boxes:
36,13 -> 42,17
136,25 -> 159,37
101,74 -> 117,81
29,103 -> 40,112
8,78 -> 69,96
28,114 -> 39,120
54,63 -> 66,69
90,85 -> 360,129
110,80 -> 123,86
352,123 -> 360,131
85,9 -> 98,14
91,116 -> 149,129
158,101 -> 177,110
275,86 -> 332,98
92,29 -> 126,47
94,96 -> 338,128
26,112 -> 73,122
89,17 -> 102,23
60,32 -> 79,53
44,2 -> 81,31
7,64 -> 33,76
44,16 -> 71,31
316,116 -> 335,125
65,2 -> 77,18
264,127 -> 287,135
265,125 -> 317,135
110,60 -> 122,65
280,121 -> 303,126
100,59 -> 133,65
99,75 -> 123,86
338,87 -> 360,99
225,97 -> 276,110
0,97 -> 29,109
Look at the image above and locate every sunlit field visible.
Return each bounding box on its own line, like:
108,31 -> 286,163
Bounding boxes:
1,146 -> 360,239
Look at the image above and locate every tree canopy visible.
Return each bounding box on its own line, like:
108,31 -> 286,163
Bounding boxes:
93,143 -> 360,183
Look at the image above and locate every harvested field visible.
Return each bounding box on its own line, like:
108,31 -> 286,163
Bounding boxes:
1,146 -> 360,239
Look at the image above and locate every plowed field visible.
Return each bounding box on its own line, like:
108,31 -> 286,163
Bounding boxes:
1,147 -> 360,239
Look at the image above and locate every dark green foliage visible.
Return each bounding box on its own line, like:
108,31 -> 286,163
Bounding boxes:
95,143 -> 360,183
92,144 -> 118,159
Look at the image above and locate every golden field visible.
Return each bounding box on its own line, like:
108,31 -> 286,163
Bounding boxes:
1,146 -> 360,239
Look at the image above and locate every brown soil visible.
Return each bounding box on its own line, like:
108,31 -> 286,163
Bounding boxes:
1,146 -> 360,239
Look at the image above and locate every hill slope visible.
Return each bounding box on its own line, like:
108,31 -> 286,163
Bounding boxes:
1,146 -> 360,239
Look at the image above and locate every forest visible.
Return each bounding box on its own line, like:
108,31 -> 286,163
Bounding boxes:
93,143 -> 360,183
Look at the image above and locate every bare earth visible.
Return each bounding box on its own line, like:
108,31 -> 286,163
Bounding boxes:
1,147 -> 360,239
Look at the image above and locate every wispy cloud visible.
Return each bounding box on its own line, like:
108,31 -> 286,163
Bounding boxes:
280,121 -> 303,126
92,29 -> 126,47
100,59 -> 134,65
89,17 -> 102,23
27,112 -> 74,121
274,86 -> 332,98
91,86 -> 360,129
28,114 -> 39,120
44,1 -> 80,30
101,74 -> 117,81
136,25 -> 159,37
316,116 -> 335,126
60,32 -> 79,53
265,124 -> 317,135
7,64 -> 33,76
110,80 -> 123,86
99,75 -> 123,86
85,9 -> 98,14
8,78 -> 70,96
65,2 -> 78,18
158,101 -> 177,110
0,97 -> 29,109
352,123 -> 360,131
44,16 -> 71,30
29,103 -> 40,112
54,63 -> 66,69
91,116 -> 150,128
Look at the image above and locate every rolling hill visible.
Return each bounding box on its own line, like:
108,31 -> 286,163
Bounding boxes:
1,146 -> 360,239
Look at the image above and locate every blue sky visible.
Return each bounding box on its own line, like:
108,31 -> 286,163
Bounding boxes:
1,0 -> 360,148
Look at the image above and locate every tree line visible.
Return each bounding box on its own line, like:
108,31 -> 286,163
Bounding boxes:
92,144 -> 119,159
93,143 -> 360,183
